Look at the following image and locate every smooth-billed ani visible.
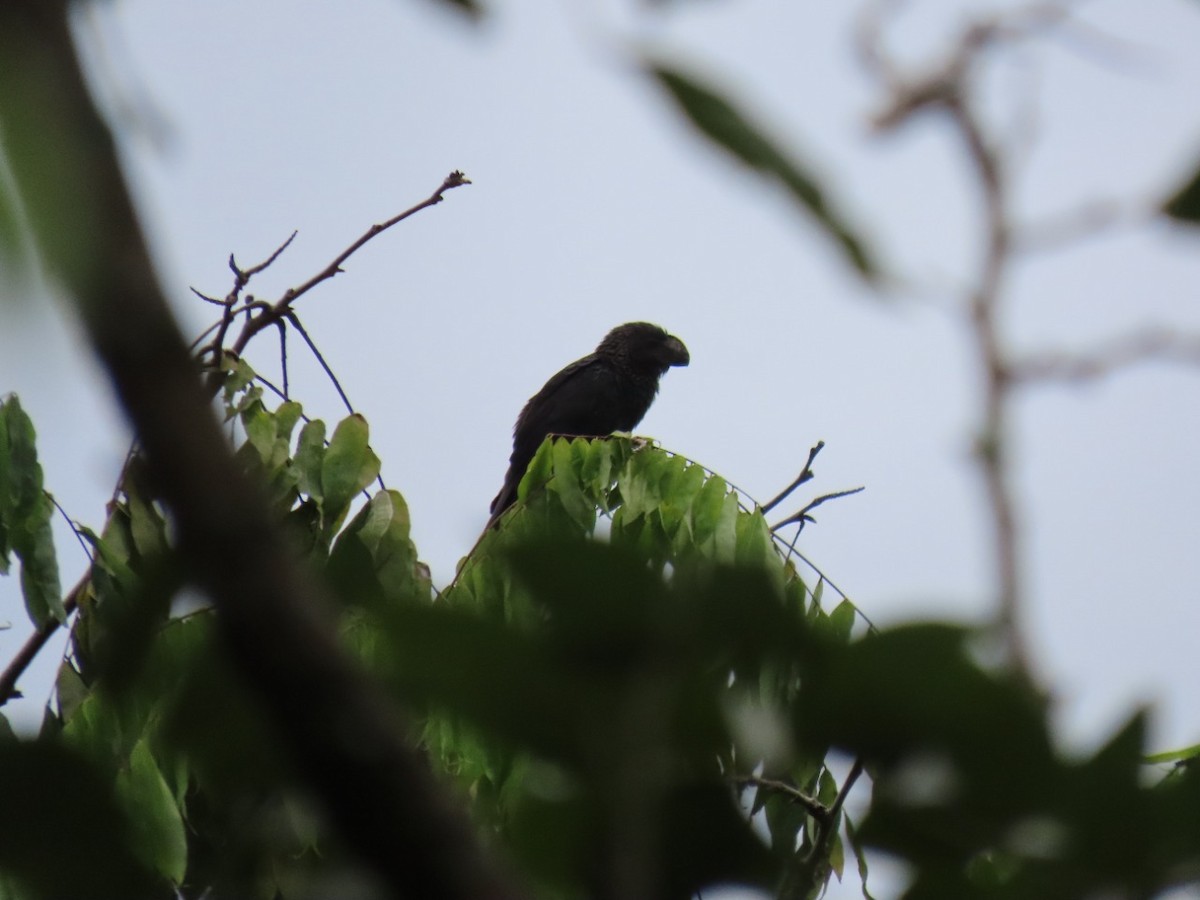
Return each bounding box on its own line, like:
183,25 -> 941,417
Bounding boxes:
490,322 -> 690,519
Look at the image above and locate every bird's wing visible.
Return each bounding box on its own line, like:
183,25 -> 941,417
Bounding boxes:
490,355 -> 622,517
512,353 -> 623,443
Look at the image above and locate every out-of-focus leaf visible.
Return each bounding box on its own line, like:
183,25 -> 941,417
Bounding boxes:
828,599 -> 857,643
648,62 -> 877,280
1145,742 -> 1200,765
116,738 -> 187,883
0,740 -> 160,898
1163,159 -> 1200,223
124,477 -> 167,562
845,814 -> 875,900
0,163 -> 30,287
416,0 -> 483,20
0,396 -> 63,625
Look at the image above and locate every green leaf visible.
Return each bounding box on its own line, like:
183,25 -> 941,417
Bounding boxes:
548,439 -> 595,528
0,396 -> 63,625
828,599 -> 856,643
125,481 -> 166,562
0,740 -> 159,898
518,438 -> 556,505
294,418 -> 326,502
220,355 -> 257,405
844,814 -> 876,900
1144,742 -> 1200,765
116,738 -> 187,883
240,400 -> 276,463
328,489 -> 430,612
321,414 -> 380,525
648,62 -> 877,280
274,400 -> 304,443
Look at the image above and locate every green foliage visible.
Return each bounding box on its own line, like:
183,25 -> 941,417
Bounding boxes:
0,740 -> 162,899
2,375 -> 1199,900
423,437 -> 853,897
0,395 -> 62,627
647,61 -> 878,280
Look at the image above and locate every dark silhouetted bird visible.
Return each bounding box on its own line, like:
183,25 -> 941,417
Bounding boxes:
490,322 -> 690,520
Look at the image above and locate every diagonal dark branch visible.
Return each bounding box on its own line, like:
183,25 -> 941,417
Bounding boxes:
1011,329 -> 1200,383
770,486 -> 865,533
0,578 -> 84,706
0,5 -> 518,898
223,171 -> 471,364
286,311 -> 356,416
761,440 -> 825,515
275,318 -> 290,399
735,775 -> 830,822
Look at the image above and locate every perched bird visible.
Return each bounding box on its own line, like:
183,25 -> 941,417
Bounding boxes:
490,322 -> 690,520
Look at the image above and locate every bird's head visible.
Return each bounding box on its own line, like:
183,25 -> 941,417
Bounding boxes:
599,322 -> 690,374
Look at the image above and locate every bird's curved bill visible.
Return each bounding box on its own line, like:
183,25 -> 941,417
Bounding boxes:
665,336 -> 690,367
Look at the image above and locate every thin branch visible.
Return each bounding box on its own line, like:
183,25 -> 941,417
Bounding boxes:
47,492 -> 93,562
760,441 -> 825,515
190,286 -> 224,306
859,1 -> 1055,682
769,486 -> 865,533
286,312 -> 356,417
0,6 -> 513,895
284,313 -> 385,493
276,318 -> 289,400
234,229 -> 297,282
735,775 -> 830,822
226,171 -> 471,362
275,173 -> 468,311
805,758 -> 866,865
1011,329 -> 1200,384
0,578 -> 84,706
1013,199 -> 1144,254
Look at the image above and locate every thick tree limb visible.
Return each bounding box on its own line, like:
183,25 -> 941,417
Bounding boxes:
0,4 -> 519,898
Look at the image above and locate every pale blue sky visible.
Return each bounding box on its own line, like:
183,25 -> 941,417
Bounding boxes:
3,2 -> 1200,895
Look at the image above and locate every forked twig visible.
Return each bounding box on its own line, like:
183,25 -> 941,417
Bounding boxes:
761,441 -> 825,515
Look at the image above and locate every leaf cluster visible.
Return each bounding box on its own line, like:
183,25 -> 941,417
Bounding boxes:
1,381 -> 1199,900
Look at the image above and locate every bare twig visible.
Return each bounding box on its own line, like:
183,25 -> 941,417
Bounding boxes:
1013,200 -> 1144,254
769,486 -> 865,533
735,775 -> 830,821
1012,329 -> 1200,384
761,441 -> 825,515
859,3 -> 1062,682
0,577 -> 85,706
225,171 -> 471,363
285,312 -> 356,417
47,493 -> 93,562
275,318 -> 289,399
805,757 -> 866,865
